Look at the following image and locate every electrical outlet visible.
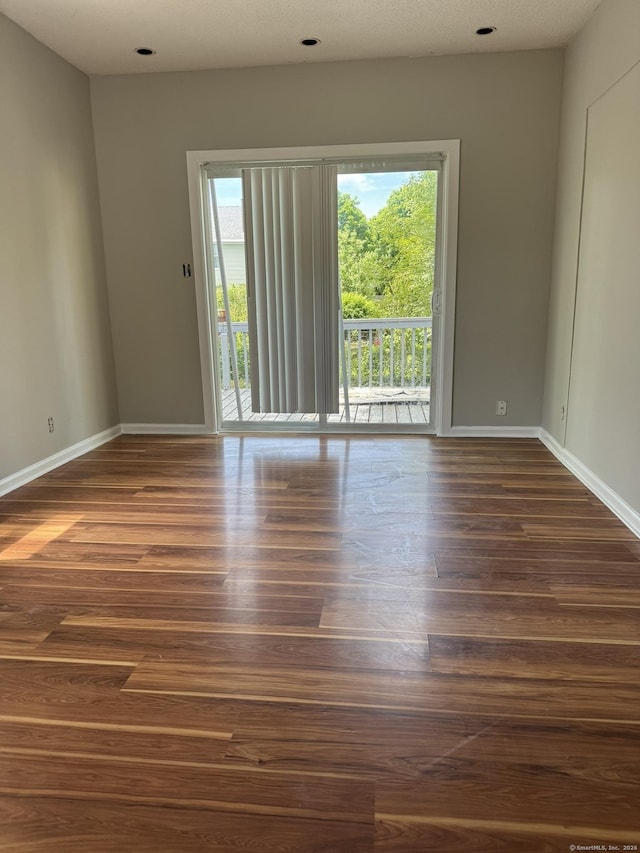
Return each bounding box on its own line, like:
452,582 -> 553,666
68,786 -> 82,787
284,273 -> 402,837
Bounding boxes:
496,400 -> 507,416
560,405 -> 565,421
47,417 -> 55,433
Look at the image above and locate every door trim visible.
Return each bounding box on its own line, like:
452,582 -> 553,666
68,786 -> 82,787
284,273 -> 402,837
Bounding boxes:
186,140 -> 460,435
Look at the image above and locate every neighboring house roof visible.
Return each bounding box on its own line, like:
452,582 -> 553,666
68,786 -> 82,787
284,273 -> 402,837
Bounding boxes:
217,206 -> 244,242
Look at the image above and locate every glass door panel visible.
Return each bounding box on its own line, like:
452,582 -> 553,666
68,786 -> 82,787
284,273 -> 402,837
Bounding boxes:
206,166 -> 439,433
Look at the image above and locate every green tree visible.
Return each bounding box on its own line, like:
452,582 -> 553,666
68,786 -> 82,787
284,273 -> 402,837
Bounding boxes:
337,173 -> 437,317
216,284 -> 248,322
369,171 -> 437,317
338,192 -> 369,241
337,192 -> 379,296
341,292 -> 379,319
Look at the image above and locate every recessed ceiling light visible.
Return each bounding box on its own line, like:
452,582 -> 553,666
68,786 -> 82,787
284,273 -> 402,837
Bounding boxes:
300,37 -> 321,47
134,47 -> 157,56
476,26 -> 497,36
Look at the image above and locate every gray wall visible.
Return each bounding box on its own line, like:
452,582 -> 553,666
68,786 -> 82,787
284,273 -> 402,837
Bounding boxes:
0,13 -> 118,481
90,50 -> 563,427
543,0 -> 640,513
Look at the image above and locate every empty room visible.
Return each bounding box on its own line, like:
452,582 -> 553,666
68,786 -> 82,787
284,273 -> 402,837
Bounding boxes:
1,0 -> 639,849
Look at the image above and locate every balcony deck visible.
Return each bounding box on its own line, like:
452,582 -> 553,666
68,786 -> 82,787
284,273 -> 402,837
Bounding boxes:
221,388 -> 430,425
218,316 -> 432,427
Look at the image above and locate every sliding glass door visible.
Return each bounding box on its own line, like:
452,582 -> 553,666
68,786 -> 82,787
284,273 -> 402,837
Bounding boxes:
204,157 -> 441,433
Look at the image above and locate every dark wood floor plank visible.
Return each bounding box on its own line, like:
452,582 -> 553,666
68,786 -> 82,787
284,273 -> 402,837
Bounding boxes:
435,539 -> 640,561
58,615 -> 435,645
0,718 -> 231,765
320,592 -> 640,642
0,658 -> 134,693
522,521 -> 637,541
0,658 -> 242,734
550,576 -> 640,607
37,625 -> 430,671
123,661 -> 640,722
0,796 -> 373,852
376,755 -> 640,833
222,572 -> 552,596
0,500 -> 268,527
429,634 -> 640,681
432,717 -> 640,766
226,715 -> 640,782
56,605 -> 322,626
0,566 -> 229,591
429,496 -> 612,518
375,816 -> 640,852
0,541 -> 151,566
225,709 -> 489,774
226,712 -> 539,781
65,521 -> 341,550
0,752 -> 373,822
0,583 -> 322,610
0,626 -> 50,657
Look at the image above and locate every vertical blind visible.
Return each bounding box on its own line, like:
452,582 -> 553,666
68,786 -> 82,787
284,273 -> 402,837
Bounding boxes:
242,165 -> 339,414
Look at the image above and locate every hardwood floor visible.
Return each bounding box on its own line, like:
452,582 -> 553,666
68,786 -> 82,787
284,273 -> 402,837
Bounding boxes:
0,435 -> 639,851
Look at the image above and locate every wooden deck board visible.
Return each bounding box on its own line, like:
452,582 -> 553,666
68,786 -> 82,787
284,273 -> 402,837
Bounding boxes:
220,388 -> 430,426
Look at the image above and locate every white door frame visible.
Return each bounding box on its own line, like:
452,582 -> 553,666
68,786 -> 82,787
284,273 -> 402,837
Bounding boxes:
186,140 -> 460,435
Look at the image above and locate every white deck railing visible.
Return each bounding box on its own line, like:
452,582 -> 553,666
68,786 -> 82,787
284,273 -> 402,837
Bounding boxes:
218,317 -> 433,391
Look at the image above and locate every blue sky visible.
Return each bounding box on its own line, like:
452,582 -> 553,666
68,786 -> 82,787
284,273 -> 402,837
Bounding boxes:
213,171 -> 423,218
337,171 -> 421,217
212,178 -> 242,208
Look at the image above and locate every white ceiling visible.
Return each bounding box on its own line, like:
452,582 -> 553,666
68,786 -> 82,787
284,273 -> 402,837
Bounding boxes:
0,0 -> 602,76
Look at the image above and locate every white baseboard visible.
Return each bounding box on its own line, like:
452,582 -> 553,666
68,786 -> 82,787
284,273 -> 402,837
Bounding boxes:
539,428 -> 640,539
120,423 -> 210,435
444,426 -> 540,438
0,425 -> 122,497
537,428 -> 565,459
